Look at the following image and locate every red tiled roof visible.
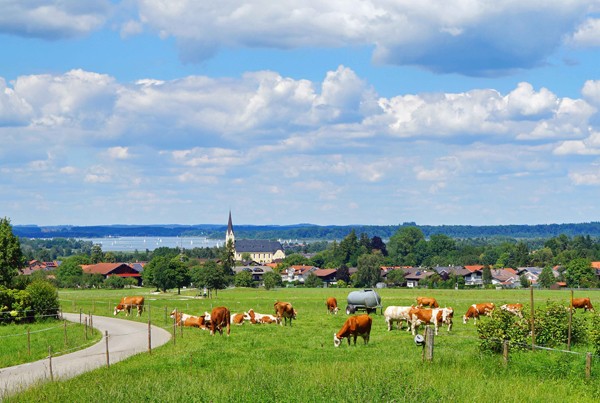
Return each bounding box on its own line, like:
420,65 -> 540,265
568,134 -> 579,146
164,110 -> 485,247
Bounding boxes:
464,265 -> 484,272
591,262 -> 600,269
82,263 -> 134,275
313,269 -> 336,277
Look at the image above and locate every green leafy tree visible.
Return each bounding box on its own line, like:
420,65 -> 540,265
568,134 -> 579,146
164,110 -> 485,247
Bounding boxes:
564,258 -> 597,288
222,239 -> 236,276
104,275 -> 125,289
171,255 -> 191,295
335,230 -> 359,266
262,271 -> 283,290
482,266 -> 492,286
234,270 -> 254,287
0,217 -> 24,287
538,266 -> 556,288
385,269 -> 406,287
336,264 -> 350,283
304,273 -> 323,288
90,244 -> 104,264
26,280 -> 59,319
519,274 -> 530,288
355,253 -> 383,288
56,257 -> 84,288
190,261 -> 227,297
387,226 -> 426,266
241,252 -> 251,262
370,236 -> 388,256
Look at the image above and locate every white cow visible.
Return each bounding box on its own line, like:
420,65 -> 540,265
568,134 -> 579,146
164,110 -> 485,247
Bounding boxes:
384,306 -> 414,331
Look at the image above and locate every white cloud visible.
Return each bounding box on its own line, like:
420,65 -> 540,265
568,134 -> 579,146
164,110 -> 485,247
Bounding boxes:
0,1 -> 111,39
554,131 -> 600,155
581,80 -> 600,106
131,0 -> 592,76
106,146 -> 131,160
569,171 -> 600,185
568,18 -> 600,47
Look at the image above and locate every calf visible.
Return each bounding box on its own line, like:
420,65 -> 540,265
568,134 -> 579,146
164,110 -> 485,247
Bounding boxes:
416,296 -> 439,308
571,297 -> 595,312
409,307 -> 454,336
333,314 -> 372,347
209,306 -> 231,336
500,303 -> 523,318
114,296 -> 144,317
384,306 -> 413,331
463,303 -> 495,324
230,312 -> 251,325
326,297 -> 339,314
170,310 -> 209,329
274,301 -> 297,326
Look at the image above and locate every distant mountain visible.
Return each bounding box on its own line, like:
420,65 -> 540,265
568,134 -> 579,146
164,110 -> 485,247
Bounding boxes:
12,222 -> 600,240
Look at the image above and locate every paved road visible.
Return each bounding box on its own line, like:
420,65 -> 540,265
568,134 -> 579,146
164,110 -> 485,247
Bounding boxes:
0,313 -> 171,398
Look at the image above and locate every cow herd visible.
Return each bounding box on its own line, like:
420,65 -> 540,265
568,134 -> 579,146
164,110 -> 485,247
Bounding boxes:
112,294 -> 594,346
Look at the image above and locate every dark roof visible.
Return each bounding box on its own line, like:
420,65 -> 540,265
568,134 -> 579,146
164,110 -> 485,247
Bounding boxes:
235,239 -> 283,253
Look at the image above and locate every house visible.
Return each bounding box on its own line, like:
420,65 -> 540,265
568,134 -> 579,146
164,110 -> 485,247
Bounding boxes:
81,263 -> 142,285
233,265 -> 273,285
402,267 -> 435,288
282,265 -> 318,283
490,268 -> 519,288
592,262 -> 600,281
433,266 -> 471,280
21,260 -> 61,275
225,212 -> 285,264
312,268 -> 337,286
463,265 -> 484,286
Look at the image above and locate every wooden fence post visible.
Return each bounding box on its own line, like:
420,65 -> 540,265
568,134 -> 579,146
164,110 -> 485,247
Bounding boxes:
148,319 -> 152,355
503,340 -> 509,366
530,286 -> 535,352
586,352 -> 592,379
422,326 -> 434,362
48,346 -> 53,381
85,317 -> 88,340
567,289 -> 573,350
79,308 -> 82,324
173,309 -> 177,346
64,320 -> 68,348
105,330 -> 110,368
164,306 -> 167,325
27,327 -> 31,356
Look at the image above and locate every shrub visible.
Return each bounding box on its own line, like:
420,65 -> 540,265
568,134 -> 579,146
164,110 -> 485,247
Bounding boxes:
477,309 -> 530,353
0,286 -> 32,323
534,302 -> 586,347
26,280 -> 59,319
588,314 -> 600,355
104,275 -> 125,289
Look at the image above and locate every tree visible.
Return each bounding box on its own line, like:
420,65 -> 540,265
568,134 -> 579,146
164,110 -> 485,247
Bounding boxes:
482,266 -> 493,286
335,230 -> 359,266
104,275 -> 125,289
385,269 -> 405,287
190,261 -> 227,297
336,264 -> 350,283
26,280 -> 59,319
519,274 -> 530,288
90,244 -> 104,264
564,258 -> 597,288
241,252 -> 251,262
0,217 -> 24,287
387,226 -> 426,266
304,273 -> 323,288
222,239 -> 236,276
56,257 -> 84,288
538,266 -> 556,288
171,256 -> 191,294
234,270 -> 254,287
355,254 -> 382,288
262,271 -> 282,290
370,236 -> 388,256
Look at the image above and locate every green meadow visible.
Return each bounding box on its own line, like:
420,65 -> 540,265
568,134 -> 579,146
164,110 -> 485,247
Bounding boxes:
6,287 -> 600,402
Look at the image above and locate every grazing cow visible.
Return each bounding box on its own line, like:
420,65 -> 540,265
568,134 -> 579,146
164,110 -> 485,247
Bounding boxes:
463,303 -> 495,324
170,310 -> 209,329
114,296 -> 144,317
231,312 -> 251,325
333,314 -> 373,347
384,306 -> 413,331
408,307 -> 454,336
274,301 -> 297,326
500,303 -> 524,318
416,296 -> 439,308
571,297 -> 595,312
209,306 -> 231,336
326,297 -> 339,314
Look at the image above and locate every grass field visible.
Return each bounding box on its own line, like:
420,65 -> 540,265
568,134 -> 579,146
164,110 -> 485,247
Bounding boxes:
0,319 -> 101,368
6,287 -> 600,402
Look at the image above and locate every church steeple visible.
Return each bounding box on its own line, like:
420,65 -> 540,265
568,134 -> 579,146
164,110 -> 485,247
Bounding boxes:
226,210 -> 235,246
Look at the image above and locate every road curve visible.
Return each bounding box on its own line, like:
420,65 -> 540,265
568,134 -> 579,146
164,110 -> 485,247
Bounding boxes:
0,313 -> 171,398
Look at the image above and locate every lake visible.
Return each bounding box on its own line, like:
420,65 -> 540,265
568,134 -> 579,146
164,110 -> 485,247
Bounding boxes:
81,236 -> 224,252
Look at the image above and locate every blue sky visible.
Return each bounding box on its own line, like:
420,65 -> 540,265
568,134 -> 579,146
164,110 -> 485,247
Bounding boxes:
2,1 -> 600,227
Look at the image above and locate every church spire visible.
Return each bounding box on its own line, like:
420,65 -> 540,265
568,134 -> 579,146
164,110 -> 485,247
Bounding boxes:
226,210 -> 235,245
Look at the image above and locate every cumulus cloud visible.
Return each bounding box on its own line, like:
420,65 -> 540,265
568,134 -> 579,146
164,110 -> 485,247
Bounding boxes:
0,0 -> 111,39
568,18 -> 600,47
128,0 -> 591,76
106,146 -> 131,160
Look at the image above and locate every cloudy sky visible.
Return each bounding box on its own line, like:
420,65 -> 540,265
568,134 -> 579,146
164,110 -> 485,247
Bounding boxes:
2,1 -> 600,227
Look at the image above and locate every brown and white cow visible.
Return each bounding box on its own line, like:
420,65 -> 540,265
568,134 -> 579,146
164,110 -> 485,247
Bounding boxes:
209,306 -> 231,336
326,297 -> 339,314
571,297 -> 595,312
408,307 -> 454,336
230,312 -> 251,325
384,306 -> 413,331
500,303 -> 523,317
114,296 -> 144,317
333,314 -> 373,347
274,301 -> 297,326
247,309 -> 280,324
463,303 -> 495,324
416,296 -> 439,308
170,310 -> 209,329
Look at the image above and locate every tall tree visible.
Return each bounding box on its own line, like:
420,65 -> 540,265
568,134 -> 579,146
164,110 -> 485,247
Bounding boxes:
190,261 -> 227,297
538,266 -> 556,288
336,264 -> 350,283
482,265 -> 493,286
565,258 -> 597,288
0,217 -> 24,287
355,253 -> 383,288
370,236 -> 388,256
387,226 -> 426,266
90,244 -> 104,263
221,239 -> 236,276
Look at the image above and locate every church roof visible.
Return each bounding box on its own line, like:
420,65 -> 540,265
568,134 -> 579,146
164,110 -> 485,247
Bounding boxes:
235,239 -> 283,253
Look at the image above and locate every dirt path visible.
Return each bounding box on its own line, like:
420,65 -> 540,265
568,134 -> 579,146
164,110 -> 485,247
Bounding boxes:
0,313 -> 171,398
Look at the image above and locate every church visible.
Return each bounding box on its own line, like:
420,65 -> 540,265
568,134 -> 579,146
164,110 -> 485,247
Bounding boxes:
226,212 -> 286,264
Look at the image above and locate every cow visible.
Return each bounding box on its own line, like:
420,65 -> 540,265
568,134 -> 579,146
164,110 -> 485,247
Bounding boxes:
463,303 -> 495,324
231,312 -> 251,325
500,303 -> 523,318
416,296 -> 439,308
170,310 -> 209,329
326,297 -> 339,314
571,297 -> 595,312
333,314 -> 372,347
384,305 -> 413,332
408,307 -> 454,336
209,306 -> 231,336
274,301 -> 297,326
247,309 -> 280,324
114,296 -> 144,317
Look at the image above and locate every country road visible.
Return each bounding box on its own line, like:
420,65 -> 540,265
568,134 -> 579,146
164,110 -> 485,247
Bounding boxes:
0,313 -> 171,398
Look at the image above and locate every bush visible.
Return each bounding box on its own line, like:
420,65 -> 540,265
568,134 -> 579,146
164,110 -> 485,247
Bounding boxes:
104,275 -> 125,289
26,280 -> 59,319
477,309 -> 530,353
0,286 -> 32,323
534,302 -> 586,347
588,314 -> 600,355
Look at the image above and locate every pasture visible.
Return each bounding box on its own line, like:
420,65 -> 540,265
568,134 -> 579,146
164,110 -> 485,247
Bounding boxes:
8,287 -> 600,402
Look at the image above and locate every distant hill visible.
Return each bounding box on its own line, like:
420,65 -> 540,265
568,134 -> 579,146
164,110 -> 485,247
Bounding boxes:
12,222 -> 600,240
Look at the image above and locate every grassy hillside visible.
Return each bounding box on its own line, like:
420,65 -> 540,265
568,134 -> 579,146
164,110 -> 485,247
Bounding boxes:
8,287 -> 600,402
